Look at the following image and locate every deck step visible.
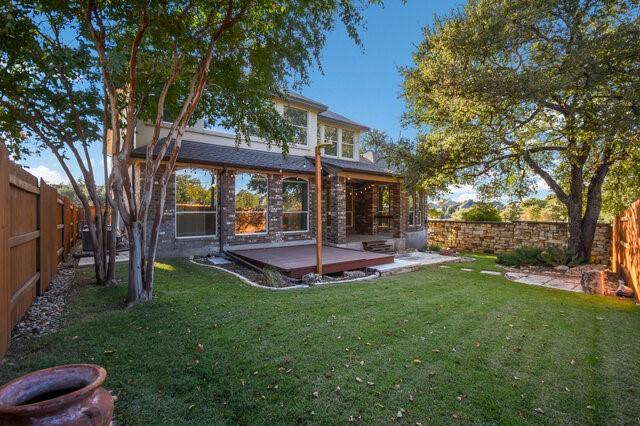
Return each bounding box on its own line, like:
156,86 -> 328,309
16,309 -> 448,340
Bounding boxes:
362,240 -> 394,254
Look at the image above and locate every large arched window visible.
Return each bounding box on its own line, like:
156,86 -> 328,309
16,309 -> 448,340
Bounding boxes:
235,173 -> 268,234
282,177 -> 309,232
175,168 -> 217,237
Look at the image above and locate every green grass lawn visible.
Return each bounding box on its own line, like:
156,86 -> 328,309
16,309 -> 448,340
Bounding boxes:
2,256 -> 639,425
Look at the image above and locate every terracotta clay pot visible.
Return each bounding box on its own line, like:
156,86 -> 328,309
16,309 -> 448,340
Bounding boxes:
0,364 -> 113,425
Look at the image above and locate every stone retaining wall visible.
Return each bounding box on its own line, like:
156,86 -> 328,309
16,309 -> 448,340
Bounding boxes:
427,220 -> 611,264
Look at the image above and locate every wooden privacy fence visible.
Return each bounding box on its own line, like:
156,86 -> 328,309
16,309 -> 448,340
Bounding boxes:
612,199 -> 640,302
0,144 -> 80,359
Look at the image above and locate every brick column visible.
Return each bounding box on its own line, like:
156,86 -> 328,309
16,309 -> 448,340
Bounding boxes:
391,184 -> 407,238
327,175 -> 346,244
219,169 -> 236,246
268,173 -> 283,243
370,184 -> 379,235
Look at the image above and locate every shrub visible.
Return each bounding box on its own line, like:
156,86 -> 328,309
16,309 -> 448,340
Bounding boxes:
428,244 -> 441,252
452,202 -> 502,222
539,245 -> 584,267
496,246 -> 545,267
263,268 -> 289,288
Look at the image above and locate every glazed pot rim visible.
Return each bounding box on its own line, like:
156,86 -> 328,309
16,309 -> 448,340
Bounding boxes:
0,363 -> 107,415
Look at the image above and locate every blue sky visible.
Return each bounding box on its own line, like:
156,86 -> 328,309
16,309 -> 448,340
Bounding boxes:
20,0 -> 489,202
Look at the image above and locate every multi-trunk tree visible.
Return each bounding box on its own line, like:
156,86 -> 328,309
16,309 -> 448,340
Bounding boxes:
1,0 -> 380,305
402,0 -> 640,261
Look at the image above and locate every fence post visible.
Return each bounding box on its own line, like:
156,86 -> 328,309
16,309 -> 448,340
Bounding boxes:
63,197 -> 71,255
0,144 -> 10,358
611,215 -> 619,273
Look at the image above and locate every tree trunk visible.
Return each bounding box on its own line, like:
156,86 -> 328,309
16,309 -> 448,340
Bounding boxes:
127,221 -> 150,306
106,205 -> 119,284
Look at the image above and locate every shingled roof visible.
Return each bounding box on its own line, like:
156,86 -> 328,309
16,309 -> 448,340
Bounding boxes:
131,140 -> 397,178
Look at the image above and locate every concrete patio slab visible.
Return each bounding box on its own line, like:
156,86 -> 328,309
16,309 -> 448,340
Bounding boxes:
78,252 -> 129,267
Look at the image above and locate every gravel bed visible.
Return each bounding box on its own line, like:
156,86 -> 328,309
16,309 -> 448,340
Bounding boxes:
11,262 -> 78,341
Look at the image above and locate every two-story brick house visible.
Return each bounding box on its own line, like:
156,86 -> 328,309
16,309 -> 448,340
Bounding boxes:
131,92 -> 426,257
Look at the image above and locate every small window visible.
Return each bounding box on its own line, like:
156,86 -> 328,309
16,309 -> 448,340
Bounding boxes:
408,193 -> 415,226
323,126 -> 338,156
282,178 -> 309,232
377,185 -> 390,228
341,130 -> 355,159
346,186 -> 354,227
284,106 -> 308,146
175,168 -> 217,237
235,173 -> 268,234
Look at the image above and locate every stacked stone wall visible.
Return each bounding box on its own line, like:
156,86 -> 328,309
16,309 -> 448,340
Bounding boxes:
427,220 -> 611,264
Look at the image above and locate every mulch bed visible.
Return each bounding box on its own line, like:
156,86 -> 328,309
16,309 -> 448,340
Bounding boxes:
193,255 -> 375,288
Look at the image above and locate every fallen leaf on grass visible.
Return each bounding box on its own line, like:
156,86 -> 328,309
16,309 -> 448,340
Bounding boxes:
534,407 -> 545,415
312,391 -> 319,398
355,377 -> 363,383
196,343 -> 204,353
413,359 -> 422,364
104,350 -> 115,355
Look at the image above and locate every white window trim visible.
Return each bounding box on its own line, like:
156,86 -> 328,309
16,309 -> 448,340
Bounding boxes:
234,173 -> 269,236
282,177 -> 310,233
284,106 -> 309,147
340,129 -> 355,159
174,169 -> 218,239
321,124 -> 339,158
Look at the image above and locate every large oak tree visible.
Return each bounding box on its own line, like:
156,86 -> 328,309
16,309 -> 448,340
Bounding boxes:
403,0 -> 640,261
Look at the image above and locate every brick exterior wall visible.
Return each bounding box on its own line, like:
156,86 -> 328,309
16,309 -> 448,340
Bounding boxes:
427,220 -> 611,264
144,163 -> 423,257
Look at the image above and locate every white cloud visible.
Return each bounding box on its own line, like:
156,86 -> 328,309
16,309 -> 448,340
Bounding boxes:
29,165 -> 69,185
446,184 -> 479,202
453,192 -> 478,202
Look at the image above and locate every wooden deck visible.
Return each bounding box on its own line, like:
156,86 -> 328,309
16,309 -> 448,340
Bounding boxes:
227,244 -> 394,278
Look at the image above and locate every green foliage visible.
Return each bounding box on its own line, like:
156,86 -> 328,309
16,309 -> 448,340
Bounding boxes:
262,267 -> 290,288
540,245 -> 585,267
496,246 -> 545,267
427,244 -> 441,252
401,0 -> 640,255
452,202 -> 502,222
428,208 -> 444,219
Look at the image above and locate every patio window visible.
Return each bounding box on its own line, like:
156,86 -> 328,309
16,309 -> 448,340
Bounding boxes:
408,193 -> 415,226
377,185 -> 390,228
346,186 -> 354,227
323,125 -> 338,156
284,106 -> 308,146
235,173 -> 268,234
282,178 -> 309,232
341,130 -> 355,159
175,168 -> 217,237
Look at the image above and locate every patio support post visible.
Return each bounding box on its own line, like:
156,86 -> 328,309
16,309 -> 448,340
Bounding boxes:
315,145 -> 327,275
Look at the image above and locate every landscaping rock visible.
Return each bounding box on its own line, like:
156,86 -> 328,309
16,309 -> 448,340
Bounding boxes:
580,270 -> 619,296
12,265 -> 77,340
302,273 -> 324,285
343,270 -> 367,279
554,265 -> 570,272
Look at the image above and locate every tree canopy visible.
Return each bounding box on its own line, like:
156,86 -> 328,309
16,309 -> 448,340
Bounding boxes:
402,0 -> 640,259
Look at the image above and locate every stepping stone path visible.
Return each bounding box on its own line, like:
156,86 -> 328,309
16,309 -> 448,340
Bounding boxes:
480,270 -> 502,276
504,272 -> 582,292
434,263 -> 582,294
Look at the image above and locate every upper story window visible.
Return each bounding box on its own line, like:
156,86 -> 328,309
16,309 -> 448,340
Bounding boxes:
235,173 -> 268,234
323,125 -> 338,156
282,178 -> 309,232
284,106 -> 308,146
341,129 -> 355,159
175,168 -> 217,237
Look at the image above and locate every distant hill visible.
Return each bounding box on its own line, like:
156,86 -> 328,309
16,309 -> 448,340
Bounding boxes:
429,199 -> 504,219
